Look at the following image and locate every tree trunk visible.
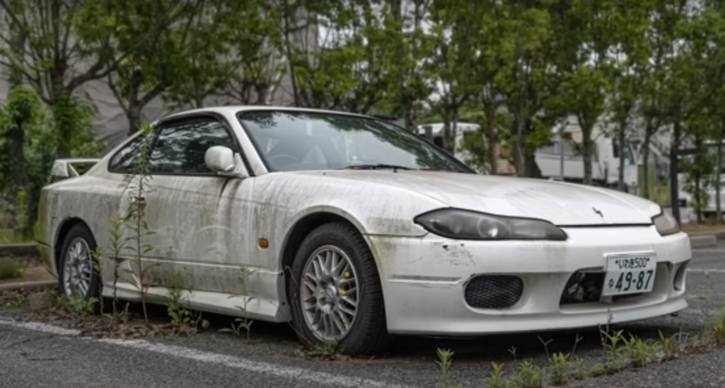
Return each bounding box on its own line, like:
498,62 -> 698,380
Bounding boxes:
581,123 -> 593,185
617,121 -> 626,191
695,135 -> 703,224
511,105 -> 527,177
3,21 -> 29,233
526,153 -> 542,178
670,121 -> 681,224
716,125 -> 724,223
126,106 -> 143,137
441,107 -> 451,151
641,125 -> 653,199
485,101 -> 497,174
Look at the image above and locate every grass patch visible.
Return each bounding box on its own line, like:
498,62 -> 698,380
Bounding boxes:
0,260 -> 23,279
0,228 -> 33,244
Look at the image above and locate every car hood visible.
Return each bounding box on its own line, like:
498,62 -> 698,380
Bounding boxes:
294,170 -> 662,226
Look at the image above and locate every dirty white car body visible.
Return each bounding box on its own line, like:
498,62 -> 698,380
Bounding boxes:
36,106 -> 691,354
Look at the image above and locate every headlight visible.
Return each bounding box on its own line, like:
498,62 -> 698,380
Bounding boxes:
414,209 -> 567,241
652,209 -> 679,236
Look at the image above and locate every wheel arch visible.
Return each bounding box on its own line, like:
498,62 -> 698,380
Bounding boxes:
279,208 -> 371,282
54,217 -> 93,273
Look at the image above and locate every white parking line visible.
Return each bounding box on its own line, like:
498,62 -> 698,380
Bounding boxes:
0,319 -> 418,388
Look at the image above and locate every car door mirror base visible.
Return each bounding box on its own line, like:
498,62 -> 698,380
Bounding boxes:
206,147 -> 249,179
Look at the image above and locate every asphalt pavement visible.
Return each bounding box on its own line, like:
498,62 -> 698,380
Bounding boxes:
1,243 -> 724,388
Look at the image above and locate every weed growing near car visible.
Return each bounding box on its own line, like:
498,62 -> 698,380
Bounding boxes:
436,349 -> 461,388
57,293 -> 98,318
704,308 -> 725,344
123,123 -> 158,325
220,266 -> 256,340
165,268 -> 207,329
440,311 -> 725,388
306,339 -> 344,358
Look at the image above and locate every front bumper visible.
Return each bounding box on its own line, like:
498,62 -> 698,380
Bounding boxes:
367,226 -> 690,335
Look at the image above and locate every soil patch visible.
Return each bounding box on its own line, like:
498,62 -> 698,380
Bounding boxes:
0,266 -> 54,285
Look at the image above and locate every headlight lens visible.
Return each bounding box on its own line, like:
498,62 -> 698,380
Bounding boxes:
414,209 -> 567,240
653,209 -> 679,236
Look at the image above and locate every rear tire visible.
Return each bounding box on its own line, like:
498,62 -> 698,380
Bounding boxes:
288,222 -> 392,355
57,224 -> 100,301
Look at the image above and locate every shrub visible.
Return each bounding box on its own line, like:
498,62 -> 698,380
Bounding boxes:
0,260 -> 23,279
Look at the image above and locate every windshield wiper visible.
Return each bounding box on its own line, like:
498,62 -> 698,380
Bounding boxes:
343,164 -> 413,171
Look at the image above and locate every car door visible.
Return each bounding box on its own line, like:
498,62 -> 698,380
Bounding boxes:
138,115 -> 255,295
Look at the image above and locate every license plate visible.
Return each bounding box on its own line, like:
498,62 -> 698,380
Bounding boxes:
601,253 -> 657,296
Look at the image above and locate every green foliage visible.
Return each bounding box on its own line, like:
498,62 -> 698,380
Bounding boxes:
52,95 -> 101,158
123,123 -> 157,325
548,352 -> 575,386
306,339 -> 344,358
0,86 -> 53,232
57,293 -> 98,318
165,268 -> 204,328
162,0 -> 237,109
436,349 -> 461,388
460,126 -> 488,173
487,362 -> 509,388
219,266 -> 256,340
514,361 -> 545,388
704,308 -> 725,344
681,151 -> 715,219
0,260 -> 22,279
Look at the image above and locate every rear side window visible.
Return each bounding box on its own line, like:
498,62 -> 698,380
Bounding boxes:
109,133 -> 146,173
148,118 -> 237,174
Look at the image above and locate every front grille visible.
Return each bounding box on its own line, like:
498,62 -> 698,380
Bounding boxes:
464,275 -> 523,309
560,271 -> 642,305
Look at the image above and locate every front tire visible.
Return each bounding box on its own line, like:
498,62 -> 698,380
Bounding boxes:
58,224 -> 100,300
289,222 -> 392,355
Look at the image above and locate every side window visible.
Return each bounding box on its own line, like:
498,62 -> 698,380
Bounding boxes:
109,132 -> 146,173
149,118 -> 237,174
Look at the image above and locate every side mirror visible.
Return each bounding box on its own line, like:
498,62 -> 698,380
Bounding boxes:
205,146 -> 248,178
205,146 -> 235,173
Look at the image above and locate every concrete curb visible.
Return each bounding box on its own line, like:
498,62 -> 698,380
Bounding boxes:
686,231 -> 725,240
689,234 -> 718,249
0,280 -> 56,292
0,243 -> 39,257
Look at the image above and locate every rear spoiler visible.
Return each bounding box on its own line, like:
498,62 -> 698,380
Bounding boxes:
51,158 -> 100,180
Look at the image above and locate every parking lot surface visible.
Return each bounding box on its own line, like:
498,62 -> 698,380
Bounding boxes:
1,243 -> 724,388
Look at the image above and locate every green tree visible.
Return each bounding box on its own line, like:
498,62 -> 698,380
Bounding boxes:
0,87 -> 53,234
426,0 -> 480,152
550,0 -> 619,185
281,0 -> 398,114
387,0 -> 434,131
0,0 -> 180,156
494,0 -> 555,177
163,0 -> 242,109
606,0 -> 650,191
220,0 -> 285,105
109,0 -> 203,136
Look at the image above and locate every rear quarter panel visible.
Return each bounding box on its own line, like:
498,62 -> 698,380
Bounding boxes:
36,168 -> 133,277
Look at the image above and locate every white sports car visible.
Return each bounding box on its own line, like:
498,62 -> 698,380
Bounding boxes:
36,106 -> 690,355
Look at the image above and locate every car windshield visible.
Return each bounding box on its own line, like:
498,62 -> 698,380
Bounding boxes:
237,110 -> 471,173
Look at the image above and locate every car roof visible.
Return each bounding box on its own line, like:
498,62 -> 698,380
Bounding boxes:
160,105 -> 374,122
